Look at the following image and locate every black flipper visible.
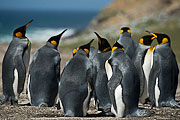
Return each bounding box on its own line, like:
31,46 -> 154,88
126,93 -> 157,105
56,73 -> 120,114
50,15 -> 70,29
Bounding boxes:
107,64 -> 123,114
139,49 -> 148,97
148,52 -> 160,107
14,47 -> 27,94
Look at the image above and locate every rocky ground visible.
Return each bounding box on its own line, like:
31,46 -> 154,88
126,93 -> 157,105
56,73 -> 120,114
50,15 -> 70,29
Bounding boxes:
0,43 -> 180,120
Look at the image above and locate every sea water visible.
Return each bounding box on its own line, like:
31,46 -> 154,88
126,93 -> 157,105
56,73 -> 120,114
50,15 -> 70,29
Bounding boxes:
0,10 -> 98,42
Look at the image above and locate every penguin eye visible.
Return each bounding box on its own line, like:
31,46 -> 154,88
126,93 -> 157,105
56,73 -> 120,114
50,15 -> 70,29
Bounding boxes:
127,29 -> 131,34
120,30 -> 124,34
15,32 -> 23,38
161,38 -> 168,44
111,47 -> 118,53
139,38 -> 144,44
51,40 -> 57,47
84,48 -> 89,54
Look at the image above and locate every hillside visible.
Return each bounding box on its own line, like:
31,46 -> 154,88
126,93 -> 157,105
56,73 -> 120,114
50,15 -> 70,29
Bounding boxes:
89,0 -> 180,30
61,0 -> 180,61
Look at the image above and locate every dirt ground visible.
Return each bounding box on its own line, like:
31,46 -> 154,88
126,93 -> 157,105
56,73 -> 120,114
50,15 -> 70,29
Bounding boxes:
0,43 -> 180,120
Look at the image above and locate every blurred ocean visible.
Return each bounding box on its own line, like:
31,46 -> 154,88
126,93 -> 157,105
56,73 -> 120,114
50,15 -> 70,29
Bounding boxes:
0,10 -> 98,42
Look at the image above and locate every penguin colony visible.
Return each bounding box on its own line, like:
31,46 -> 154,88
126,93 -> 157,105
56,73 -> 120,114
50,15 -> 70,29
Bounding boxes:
0,20 -> 179,118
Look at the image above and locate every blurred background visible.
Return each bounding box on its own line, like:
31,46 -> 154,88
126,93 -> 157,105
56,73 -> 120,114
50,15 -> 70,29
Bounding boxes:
0,0 -> 180,61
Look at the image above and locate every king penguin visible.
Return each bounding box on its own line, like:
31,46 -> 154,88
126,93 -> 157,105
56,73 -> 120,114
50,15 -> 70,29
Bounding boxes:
132,35 -> 156,104
92,32 -> 112,115
106,41 -> 150,117
117,27 -> 137,59
0,20 -> 33,105
147,31 -> 180,108
28,29 -> 67,107
59,40 -> 94,117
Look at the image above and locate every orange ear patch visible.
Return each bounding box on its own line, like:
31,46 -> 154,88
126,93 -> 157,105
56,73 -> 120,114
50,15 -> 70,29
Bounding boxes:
127,29 -> 131,34
51,40 -> 57,47
139,38 -> 144,44
84,48 -> 89,54
120,30 -> 124,34
15,32 -> 23,38
161,38 -> 168,44
73,48 -> 78,55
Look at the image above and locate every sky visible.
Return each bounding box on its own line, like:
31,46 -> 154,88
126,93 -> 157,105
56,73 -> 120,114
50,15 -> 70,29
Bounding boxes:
0,0 -> 114,11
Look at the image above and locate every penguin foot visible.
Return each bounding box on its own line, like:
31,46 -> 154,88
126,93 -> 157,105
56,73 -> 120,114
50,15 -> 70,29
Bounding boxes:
100,111 -> 115,117
127,108 -> 152,117
39,103 -> 48,107
144,98 -> 151,104
55,101 -> 61,110
160,99 -> 180,108
64,110 -> 75,117
0,95 -> 8,105
98,104 -> 111,112
10,100 -> 18,106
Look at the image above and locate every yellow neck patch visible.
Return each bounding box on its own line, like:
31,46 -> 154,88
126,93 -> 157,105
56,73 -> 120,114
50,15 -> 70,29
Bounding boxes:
51,40 -> 57,47
151,36 -> 156,40
148,46 -> 156,52
84,48 -> 89,54
111,47 -> 118,53
103,47 -> 111,52
28,39 -> 31,47
15,32 -> 23,38
160,38 -> 168,44
139,38 -> 144,44
120,30 -> 123,34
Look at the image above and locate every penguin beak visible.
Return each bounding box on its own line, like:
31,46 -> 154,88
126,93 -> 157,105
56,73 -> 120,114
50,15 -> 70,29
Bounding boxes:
89,39 -> 94,45
25,19 -> 33,29
59,29 -> 67,36
58,29 -> 67,39
94,32 -> 102,44
146,30 -> 157,39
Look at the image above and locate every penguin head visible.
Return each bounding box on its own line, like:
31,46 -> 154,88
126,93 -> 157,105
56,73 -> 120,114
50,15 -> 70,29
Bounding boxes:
120,27 -> 131,35
47,29 -> 67,47
13,19 -> 33,38
94,32 -> 111,52
146,31 -> 170,45
73,39 -> 94,57
111,41 -> 124,53
139,35 -> 155,46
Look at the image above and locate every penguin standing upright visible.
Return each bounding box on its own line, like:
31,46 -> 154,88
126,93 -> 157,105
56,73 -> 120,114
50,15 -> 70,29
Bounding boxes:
147,31 -> 179,108
28,29 -> 67,107
106,41 -> 150,117
132,35 -> 156,104
0,20 -> 33,105
117,27 -> 137,59
92,32 -> 112,115
59,40 -> 94,117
